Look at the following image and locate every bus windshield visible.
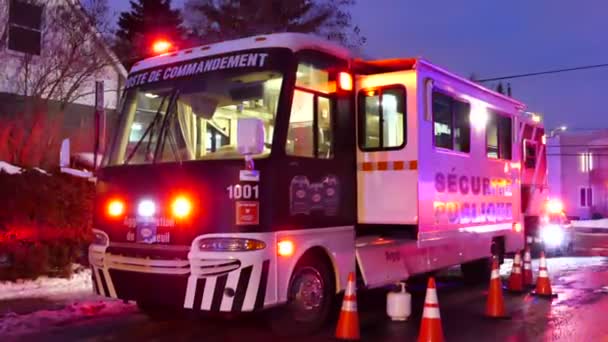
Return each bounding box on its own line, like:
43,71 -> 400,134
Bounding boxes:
106,53 -> 287,165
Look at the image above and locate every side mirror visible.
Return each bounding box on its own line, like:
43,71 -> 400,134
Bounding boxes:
237,118 -> 265,155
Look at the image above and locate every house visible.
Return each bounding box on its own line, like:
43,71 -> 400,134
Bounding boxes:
548,129 -> 608,219
0,0 -> 127,166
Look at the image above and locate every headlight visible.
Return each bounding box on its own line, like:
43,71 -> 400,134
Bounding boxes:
198,238 -> 266,252
540,225 -> 564,247
92,230 -> 109,246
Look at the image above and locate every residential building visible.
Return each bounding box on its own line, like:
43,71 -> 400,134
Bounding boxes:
548,129 -> 608,219
0,0 -> 127,165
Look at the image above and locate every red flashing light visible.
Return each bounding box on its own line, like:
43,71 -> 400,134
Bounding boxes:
546,199 -> 564,214
107,199 -> 125,218
152,40 -> 173,55
277,240 -> 295,257
171,195 -> 193,219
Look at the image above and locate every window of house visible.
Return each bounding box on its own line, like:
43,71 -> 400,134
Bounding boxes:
432,91 -> 470,153
487,111 -> 512,160
358,87 -> 406,150
524,140 -> 537,169
580,152 -> 594,173
580,187 -> 593,208
8,0 -> 43,55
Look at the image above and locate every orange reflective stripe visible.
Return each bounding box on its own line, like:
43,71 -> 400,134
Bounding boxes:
358,160 -> 418,171
393,161 -> 405,170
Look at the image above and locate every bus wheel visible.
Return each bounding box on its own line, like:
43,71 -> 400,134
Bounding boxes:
270,253 -> 335,336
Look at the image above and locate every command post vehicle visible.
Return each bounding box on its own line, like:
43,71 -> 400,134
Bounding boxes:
90,33 -> 527,332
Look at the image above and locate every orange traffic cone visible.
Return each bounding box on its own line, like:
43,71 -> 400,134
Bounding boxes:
532,251 -> 558,298
485,259 -> 510,319
418,277 -> 444,342
507,250 -> 524,293
522,247 -> 534,288
335,272 -> 360,340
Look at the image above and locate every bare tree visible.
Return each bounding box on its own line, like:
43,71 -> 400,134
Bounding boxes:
1,0 -> 117,110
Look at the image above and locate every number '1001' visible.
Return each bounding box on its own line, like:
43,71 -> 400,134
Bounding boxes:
227,184 -> 259,200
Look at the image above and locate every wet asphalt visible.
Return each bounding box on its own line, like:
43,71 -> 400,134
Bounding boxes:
4,231 -> 608,342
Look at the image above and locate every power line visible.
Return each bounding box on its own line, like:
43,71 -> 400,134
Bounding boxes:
475,63 -> 608,82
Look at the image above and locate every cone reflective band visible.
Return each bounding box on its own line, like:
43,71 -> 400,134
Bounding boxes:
507,251 -> 524,292
418,277 -> 444,342
533,251 -> 557,298
485,259 -> 509,319
335,272 -> 360,341
523,248 -> 534,287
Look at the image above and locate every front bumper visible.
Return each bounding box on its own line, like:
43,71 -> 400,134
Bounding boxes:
89,233 -> 273,313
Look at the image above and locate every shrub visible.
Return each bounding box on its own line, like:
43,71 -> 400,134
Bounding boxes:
0,169 -> 94,281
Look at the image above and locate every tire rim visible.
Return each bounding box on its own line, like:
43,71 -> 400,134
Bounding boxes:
288,266 -> 325,322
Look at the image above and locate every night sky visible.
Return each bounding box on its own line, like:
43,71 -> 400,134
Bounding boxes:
109,0 -> 608,131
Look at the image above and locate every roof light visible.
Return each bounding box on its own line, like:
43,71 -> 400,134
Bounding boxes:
171,195 -> 192,219
152,39 -> 172,55
107,199 -> 125,218
138,199 -> 156,217
144,93 -> 159,99
513,222 -> 522,233
277,240 -> 295,257
338,72 -> 353,91
546,199 -> 564,214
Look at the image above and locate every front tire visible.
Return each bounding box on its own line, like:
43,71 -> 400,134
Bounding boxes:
270,253 -> 335,336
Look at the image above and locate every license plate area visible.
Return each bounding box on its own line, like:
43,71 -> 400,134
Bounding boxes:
136,223 -> 158,244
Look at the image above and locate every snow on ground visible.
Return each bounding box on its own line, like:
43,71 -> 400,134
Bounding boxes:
0,267 -> 92,301
572,219 -> 608,229
0,161 -> 22,175
499,256 -> 607,277
0,300 -> 136,337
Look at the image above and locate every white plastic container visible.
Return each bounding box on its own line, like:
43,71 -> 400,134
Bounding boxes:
386,282 -> 411,321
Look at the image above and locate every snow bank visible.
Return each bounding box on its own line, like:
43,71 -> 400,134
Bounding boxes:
572,219 -> 608,229
0,161 -> 22,175
0,267 -> 92,301
0,300 -> 136,337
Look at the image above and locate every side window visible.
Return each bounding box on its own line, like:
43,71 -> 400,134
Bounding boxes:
487,111 -> 512,160
432,91 -> 470,153
359,87 -> 406,150
286,90 -> 334,159
524,140 -> 537,169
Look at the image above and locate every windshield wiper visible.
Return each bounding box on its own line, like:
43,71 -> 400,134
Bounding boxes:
153,89 -> 181,164
124,91 -> 175,164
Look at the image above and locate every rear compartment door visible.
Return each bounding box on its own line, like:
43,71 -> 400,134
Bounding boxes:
356,71 -> 418,225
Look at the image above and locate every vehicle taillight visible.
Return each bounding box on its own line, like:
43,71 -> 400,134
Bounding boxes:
171,195 -> 192,219
107,199 -> 125,218
277,240 -> 295,257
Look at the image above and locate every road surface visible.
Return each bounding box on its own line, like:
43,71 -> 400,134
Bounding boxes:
2,256 -> 608,342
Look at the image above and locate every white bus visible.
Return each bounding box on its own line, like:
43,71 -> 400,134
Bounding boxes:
90,33 -> 527,333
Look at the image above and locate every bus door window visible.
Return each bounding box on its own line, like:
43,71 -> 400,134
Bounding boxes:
286,90 -> 334,159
